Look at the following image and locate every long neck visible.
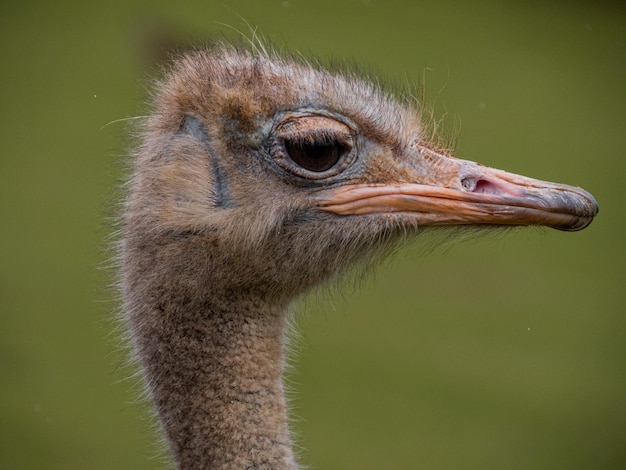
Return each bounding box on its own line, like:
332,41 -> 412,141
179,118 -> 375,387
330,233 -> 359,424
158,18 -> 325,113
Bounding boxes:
125,275 -> 297,469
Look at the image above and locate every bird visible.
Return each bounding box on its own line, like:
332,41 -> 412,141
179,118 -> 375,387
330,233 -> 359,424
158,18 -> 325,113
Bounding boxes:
120,43 -> 598,469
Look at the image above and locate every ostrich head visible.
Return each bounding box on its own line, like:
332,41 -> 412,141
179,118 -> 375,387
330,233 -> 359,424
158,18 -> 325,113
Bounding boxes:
126,45 -> 597,303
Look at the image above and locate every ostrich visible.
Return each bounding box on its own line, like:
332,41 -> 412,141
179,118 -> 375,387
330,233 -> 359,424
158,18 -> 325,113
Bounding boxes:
120,44 -> 598,469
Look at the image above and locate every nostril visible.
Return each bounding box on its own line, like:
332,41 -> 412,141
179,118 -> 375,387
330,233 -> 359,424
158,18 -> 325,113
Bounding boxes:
461,177 -> 508,195
474,179 -> 501,194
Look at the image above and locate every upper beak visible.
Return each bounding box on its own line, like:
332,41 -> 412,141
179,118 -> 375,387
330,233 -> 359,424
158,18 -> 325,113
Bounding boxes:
316,147 -> 598,232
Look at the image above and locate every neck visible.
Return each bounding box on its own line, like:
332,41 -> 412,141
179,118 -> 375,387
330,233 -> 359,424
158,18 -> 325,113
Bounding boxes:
126,279 -> 297,469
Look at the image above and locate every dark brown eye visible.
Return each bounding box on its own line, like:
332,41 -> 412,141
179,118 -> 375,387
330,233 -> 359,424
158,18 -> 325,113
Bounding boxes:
271,113 -> 357,180
284,138 -> 345,172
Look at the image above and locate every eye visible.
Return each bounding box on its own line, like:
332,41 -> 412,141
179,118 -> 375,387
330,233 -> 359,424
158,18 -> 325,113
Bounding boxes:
284,137 -> 347,172
270,113 -> 357,180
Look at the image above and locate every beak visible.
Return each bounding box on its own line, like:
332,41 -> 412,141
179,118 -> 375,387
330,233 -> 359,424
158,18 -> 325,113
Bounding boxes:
316,147 -> 598,232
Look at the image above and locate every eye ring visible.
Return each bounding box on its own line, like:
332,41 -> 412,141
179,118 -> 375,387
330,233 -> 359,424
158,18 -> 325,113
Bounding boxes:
269,112 -> 358,180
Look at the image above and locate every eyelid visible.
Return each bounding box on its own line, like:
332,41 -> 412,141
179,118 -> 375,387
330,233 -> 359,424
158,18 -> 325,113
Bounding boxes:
285,129 -> 352,150
275,115 -> 354,141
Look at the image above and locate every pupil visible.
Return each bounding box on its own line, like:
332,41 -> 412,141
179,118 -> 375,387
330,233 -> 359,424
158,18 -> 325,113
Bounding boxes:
306,143 -> 327,158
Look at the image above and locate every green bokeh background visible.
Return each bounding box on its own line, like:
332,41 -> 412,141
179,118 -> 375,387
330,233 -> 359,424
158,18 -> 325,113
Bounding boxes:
1,1 -> 624,469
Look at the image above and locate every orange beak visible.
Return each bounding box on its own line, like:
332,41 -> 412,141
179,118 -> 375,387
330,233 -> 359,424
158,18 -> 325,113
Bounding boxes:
316,147 -> 598,232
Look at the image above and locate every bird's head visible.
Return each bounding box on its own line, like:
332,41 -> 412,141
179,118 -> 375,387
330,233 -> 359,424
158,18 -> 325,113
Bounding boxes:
125,45 -> 598,300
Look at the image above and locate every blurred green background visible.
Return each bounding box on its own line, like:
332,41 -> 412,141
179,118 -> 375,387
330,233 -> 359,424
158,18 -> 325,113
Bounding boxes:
1,1 -> 624,469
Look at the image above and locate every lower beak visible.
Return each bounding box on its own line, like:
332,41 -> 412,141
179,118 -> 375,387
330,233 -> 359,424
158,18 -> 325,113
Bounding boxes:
316,151 -> 598,232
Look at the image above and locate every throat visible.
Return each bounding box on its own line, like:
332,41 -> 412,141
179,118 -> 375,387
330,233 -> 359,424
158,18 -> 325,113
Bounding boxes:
128,295 -> 297,469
